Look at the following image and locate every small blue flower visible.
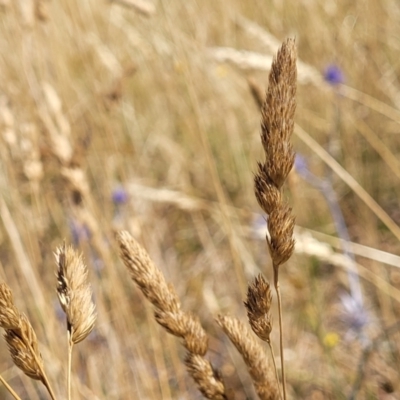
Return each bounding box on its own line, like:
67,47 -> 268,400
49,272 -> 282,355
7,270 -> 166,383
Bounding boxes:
324,64 -> 344,85
112,186 -> 128,205
294,154 -> 309,175
69,219 -> 91,246
340,293 -> 369,343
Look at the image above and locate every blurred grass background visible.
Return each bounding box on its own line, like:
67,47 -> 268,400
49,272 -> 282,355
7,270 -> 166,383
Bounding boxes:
0,0 -> 400,398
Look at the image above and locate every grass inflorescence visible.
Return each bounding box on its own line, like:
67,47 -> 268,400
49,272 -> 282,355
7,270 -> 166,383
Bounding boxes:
1,1 -> 400,399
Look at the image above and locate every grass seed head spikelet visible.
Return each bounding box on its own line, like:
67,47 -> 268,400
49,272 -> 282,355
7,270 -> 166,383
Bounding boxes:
0,282 -> 21,330
184,353 -> 227,400
244,274 -> 273,343
4,314 -> 44,381
55,243 -> 96,344
254,38 -> 297,271
117,230 -> 228,399
0,283 -> 46,382
217,315 -> 280,400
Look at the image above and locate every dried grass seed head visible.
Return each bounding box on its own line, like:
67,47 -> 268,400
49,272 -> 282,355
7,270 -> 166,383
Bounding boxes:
117,231 -> 227,399
256,37 -> 297,191
261,38 -> 296,145
4,314 -> 44,381
267,204 -> 296,268
254,166 -> 282,215
117,230 -> 181,313
117,231 -> 209,355
55,243 -> 96,344
0,283 -> 45,381
0,282 -> 21,330
216,315 -> 280,400
181,315 -> 209,356
184,353 -> 227,400
244,275 -> 273,343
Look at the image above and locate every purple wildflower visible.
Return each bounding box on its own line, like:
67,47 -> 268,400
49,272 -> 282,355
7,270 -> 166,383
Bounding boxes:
69,219 -> 91,246
294,153 -> 309,175
324,64 -> 344,85
340,293 -> 369,344
112,186 -> 129,205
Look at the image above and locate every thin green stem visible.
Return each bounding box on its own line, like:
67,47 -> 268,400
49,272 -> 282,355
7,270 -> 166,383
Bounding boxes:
0,374 -> 23,400
274,271 -> 287,400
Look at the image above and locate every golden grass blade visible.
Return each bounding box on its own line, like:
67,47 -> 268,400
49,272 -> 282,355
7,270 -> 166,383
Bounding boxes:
0,374 -> 22,400
111,0 -> 156,16
302,227 -> 400,268
0,197 -> 46,312
294,124 -> 400,242
350,117 -> 400,182
341,85 -> 400,124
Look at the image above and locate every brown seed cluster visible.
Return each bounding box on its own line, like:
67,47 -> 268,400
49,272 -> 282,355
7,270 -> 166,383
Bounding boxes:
244,274 -> 273,343
254,38 -> 297,280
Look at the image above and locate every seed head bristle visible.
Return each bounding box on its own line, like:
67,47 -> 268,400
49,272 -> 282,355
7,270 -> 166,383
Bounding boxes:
55,243 -> 96,344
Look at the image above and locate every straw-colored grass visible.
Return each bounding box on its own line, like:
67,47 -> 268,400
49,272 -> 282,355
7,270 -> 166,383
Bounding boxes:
0,0 -> 400,399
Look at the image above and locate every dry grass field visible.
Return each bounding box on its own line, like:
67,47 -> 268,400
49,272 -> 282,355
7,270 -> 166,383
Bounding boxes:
1,0 -> 400,399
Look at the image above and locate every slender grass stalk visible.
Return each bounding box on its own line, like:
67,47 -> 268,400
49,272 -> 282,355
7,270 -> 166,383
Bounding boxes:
25,341 -> 57,400
68,339 -> 74,400
0,375 -> 23,400
273,278 -> 286,400
267,341 -> 281,400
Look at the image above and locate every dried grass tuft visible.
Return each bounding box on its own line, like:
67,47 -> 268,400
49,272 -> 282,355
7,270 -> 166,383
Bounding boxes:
117,230 -> 228,400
